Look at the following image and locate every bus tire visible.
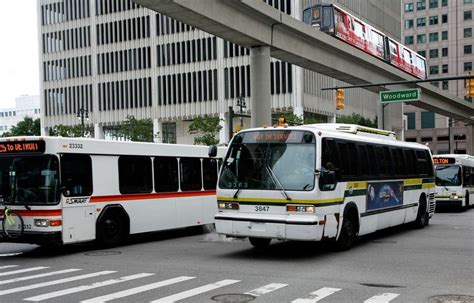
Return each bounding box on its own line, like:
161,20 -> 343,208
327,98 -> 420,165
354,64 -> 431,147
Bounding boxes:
413,196 -> 429,229
249,237 -> 271,249
335,208 -> 358,251
464,192 -> 470,210
97,208 -> 129,247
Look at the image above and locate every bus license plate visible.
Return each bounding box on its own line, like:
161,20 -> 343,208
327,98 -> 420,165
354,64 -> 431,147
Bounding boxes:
254,205 -> 270,212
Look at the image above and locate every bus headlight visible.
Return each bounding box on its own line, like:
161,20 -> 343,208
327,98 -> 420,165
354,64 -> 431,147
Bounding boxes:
34,219 -> 49,227
218,202 -> 239,210
286,205 -> 315,213
452,195 -> 458,199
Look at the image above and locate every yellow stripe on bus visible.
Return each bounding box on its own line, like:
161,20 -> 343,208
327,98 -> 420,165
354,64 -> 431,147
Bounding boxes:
404,179 -> 422,186
217,197 -> 344,204
422,183 -> 435,189
346,181 -> 367,190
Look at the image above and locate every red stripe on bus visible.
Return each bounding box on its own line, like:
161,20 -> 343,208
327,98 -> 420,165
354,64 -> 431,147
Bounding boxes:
0,209 -> 62,217
89,190 -> 217,203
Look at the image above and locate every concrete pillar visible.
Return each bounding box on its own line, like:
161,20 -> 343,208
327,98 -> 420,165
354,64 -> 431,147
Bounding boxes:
250,46 -> 272,128
292,0 -> 304,120
94,123 -> 104,139
153,119 -> 162,143
219,112 -> 228,144
469,124 -> 474,155
327,113 -> 336,123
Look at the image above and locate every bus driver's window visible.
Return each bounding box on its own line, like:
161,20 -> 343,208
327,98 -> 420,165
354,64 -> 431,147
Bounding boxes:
60,154 -> 93,197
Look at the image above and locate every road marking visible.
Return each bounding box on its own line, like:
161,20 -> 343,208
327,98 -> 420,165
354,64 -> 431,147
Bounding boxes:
0,265 -> 19,270
0,252 -> 22,257
0,269 -> 82,285
24,273 -> 154,301
151,279 -> 240,303
0,266 -> 49,277
292,287 -> 342,303
0,271 -> 116,296
81,276 -> 196,303
245,283 -> 288,296
364,293 -> 400,303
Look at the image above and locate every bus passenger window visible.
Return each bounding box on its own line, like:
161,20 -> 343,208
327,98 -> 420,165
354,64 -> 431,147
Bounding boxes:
154,157 -> 179,192
203,158 -> 218,190
118,156 -> 152,194
180,158 -> 202,191
61,154 -> 93,197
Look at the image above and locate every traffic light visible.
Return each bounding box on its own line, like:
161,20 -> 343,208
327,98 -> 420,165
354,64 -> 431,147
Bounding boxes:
466,72 -> 474,98
336,89 -> 344,110
278,116 -> 286,126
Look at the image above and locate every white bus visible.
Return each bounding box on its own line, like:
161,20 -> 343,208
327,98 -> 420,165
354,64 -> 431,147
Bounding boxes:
214,124 -> 435,250
0,136 -> 225,246
433,154 -> 474,210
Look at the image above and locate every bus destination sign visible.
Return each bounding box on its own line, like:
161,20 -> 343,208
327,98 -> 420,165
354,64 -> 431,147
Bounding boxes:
0,141 -> 46,154
433,157 -> 455,165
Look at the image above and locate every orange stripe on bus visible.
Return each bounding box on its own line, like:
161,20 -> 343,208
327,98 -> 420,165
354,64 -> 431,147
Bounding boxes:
0,209 -> 62,217
89,190 -> 216,203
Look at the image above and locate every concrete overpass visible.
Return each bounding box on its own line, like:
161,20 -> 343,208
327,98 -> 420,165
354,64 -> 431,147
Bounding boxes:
135,0 -> 473,128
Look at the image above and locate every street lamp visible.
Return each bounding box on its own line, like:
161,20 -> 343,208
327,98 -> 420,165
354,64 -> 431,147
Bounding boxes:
236,96 -> 246,128
76,107 -> 89,137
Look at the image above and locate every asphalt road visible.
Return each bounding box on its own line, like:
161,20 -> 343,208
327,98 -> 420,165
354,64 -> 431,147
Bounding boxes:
0,209 -> 473,303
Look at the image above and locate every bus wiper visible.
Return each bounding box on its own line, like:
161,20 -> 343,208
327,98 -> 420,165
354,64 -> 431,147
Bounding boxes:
265,165 -> 291,201
233,186 -> 242,199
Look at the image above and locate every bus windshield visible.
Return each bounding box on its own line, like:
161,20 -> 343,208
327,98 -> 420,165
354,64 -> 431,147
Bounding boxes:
0,155 -> 60,206
435,165 -> 462,187
219,130 -> 316,191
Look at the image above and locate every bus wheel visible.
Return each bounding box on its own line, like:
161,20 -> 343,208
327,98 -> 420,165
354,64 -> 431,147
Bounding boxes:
464,192 -> 470,210
97,213 -> 126,247
413,197 -> 429,229
249,237 -> 271,249
335,213 -> 357,251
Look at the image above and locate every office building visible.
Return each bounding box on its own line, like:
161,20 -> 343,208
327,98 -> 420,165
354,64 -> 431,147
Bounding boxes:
402,0 -> 473,154
0,95 -> 41,136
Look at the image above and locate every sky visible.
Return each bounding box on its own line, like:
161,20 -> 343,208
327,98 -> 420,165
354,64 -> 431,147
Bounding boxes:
0,1 -> 39,109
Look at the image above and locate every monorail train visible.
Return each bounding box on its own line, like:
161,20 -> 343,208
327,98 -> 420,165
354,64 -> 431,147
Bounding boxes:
303,3 -> 427,79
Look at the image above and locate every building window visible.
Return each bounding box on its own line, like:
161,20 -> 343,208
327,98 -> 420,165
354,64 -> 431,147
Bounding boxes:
407,112 -> 416,130
442,14 -> 448,23
442,64 -> 448,73
442,47 -> 448,57
465,11 -> 472,21
429,16 -> 438,25
429,32 -> 439,42
417,17 -> 426,27
465,45 -> 473,54
405,3 -> 414,12
418,50 -> 427,57
429,0 -> 438,8
421,111 -> 435,129
405,20 -> 414,29
465,0 -> 473,4
417,0 -> 426,10
442,0 -> 448,5
417,34 -> 426,43
162,122 -> 176,143
405,36 -> 414,45
442,31 -> 448,40
429,65 -> 439,75
429,49 -> 439,58
465,62 -> 473,71
464,28 -> 472,37
442,81 -> 449,90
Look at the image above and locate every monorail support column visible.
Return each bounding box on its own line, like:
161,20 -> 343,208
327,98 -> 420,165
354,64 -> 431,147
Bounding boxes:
469,124 -> 474,155
250,46 -> 272,128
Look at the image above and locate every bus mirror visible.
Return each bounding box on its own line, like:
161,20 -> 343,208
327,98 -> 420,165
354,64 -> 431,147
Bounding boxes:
208,145 -> 217,157
60,186 -> 71,197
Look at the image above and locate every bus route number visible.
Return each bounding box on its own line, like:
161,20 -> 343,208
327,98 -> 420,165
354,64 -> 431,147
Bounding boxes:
255,206 -> 269,212
69,143 -> 83,149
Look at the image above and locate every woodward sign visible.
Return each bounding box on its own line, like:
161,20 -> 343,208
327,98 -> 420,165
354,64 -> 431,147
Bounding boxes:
379,89 -> 421,103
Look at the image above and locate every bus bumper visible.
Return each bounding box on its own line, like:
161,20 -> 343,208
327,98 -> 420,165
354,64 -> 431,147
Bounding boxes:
435,199 -> 463,208
0,231 -> 62,246
214,213 -> 325,241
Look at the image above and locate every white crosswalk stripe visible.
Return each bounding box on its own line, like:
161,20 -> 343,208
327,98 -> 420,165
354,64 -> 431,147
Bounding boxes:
245,283 -> 288,297
292,287 -> 342,303
0,268 -> 82,285
364,293 -> 400,303
0,266 -> 49,277
24,273 -> 154,301
0,265 -> 19,270
0,270 -> 116,296
81,276 -> 195,303
150,279 -> 241,303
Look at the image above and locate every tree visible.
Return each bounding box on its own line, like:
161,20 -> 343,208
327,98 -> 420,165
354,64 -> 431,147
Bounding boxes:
188,115 -> 222,145
2,117 -> 40,137
336,113 -> 377,128
114,115 -> 154,142
49,124 -> 85,137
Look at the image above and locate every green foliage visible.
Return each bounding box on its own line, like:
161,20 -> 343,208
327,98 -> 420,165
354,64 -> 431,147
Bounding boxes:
336,113 -> 377,128
188,115 -> 222,145
114,115 -> 154,142
49,124 -> 85,137
2,117 -> 40,137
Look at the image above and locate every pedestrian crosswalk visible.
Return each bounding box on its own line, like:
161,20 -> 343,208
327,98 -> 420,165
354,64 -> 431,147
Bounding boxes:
0,264 -> 403,302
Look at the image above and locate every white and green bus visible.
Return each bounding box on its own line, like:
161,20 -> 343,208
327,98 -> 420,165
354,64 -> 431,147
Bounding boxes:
434,154 -> 474,210
214,124 -> 435,250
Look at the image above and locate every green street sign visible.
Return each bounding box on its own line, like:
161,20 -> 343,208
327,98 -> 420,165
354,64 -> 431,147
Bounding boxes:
379,89 -> 421,103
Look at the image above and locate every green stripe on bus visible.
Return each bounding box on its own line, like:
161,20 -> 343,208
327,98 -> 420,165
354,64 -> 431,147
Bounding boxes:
404,185 -> 422,191
344,189 -> 367,197
237,201 -> 344,207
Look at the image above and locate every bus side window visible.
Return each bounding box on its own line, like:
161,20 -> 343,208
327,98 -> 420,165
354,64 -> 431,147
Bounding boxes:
180,157 -> 202,191
154,156 -> 179,192
118,156 -> 152,194
60,154 -> 93,197
203,158 -> 218,190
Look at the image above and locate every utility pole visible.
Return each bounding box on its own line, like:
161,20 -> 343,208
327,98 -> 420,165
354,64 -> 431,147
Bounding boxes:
77,107 -> 89,137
